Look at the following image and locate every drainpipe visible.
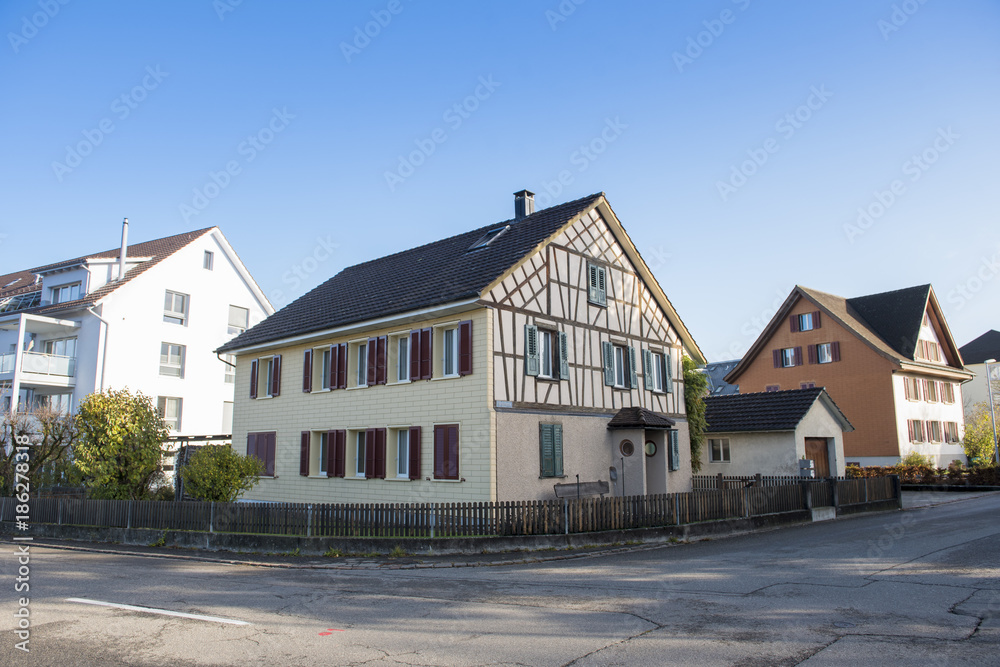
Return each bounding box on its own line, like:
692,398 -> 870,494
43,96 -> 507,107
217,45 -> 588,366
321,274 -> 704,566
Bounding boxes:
87,307 -> 109,392
118,218 -> 129,281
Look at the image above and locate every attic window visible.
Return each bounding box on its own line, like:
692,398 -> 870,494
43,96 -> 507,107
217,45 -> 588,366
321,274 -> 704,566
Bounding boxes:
468,225 -> 510,251
3,278 -> 21,288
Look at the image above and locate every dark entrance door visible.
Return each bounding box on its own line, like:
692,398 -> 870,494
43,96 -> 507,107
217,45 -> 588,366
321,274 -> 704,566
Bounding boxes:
805,438 -> 830,477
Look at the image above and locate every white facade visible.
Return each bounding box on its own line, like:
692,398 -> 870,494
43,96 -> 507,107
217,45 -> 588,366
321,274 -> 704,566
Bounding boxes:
0,227 -> 272,438
890,372 -> 966,466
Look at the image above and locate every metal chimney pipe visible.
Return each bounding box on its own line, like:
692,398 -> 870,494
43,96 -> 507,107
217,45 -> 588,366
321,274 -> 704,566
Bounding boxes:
118,218 -> 129,280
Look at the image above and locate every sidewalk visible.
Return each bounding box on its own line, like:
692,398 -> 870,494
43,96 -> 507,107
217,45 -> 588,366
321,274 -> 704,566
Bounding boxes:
901,489 -> 999,509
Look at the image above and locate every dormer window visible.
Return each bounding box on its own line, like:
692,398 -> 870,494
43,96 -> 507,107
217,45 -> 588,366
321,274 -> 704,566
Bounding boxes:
468,225 -> 510,251
49,283 -> 81,304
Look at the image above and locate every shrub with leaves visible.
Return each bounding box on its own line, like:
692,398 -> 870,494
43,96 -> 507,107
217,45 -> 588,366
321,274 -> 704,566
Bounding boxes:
73,388 -> 169,500
683,356 -> 709,473
179,445 -> 264,502
0,407 -> 79,496
963,401 -> 999,466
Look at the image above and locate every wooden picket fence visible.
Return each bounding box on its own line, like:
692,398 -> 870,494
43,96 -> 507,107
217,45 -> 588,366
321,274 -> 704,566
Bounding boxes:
1,476 -> 899,539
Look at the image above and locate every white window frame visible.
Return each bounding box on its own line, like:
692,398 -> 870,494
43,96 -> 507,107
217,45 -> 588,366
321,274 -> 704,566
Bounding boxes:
613,345 -> 626,388
651,352 -> 665,392
157,396 -> 182,431
223,353 -> 235,384
396,429 -> 409,479
318,431 -> 330,476
355,342 -> 368,387
50,282 -> 81,305
442,326 -> 459,377
817,343 -> 832,364
798,313 -> 814,331
204,250 -> 214,270
320,347 -> 332,389
228,305 -> 249,335
265,357 -> 276,397
355,430 -> 367,477
709,438 -> 731,463
164,290 -> 189,326
390,332 -> 410,383
538,330 -> 554,379
159,343 -> 185,378
781,348 -> 796,368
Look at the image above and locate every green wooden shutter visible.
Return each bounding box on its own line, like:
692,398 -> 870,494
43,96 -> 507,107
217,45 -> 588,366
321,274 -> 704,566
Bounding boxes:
588,264 -> 599,303
627,346 -> 638,389
525,325 -> 540,376
597,266 -> 606,305
553,424 -> 563,477
642,349 -> 652,390
669,430 -> 680,471
558,331 -> 569,380
539,424 -> 554,477
665,352 -> 673,394
602,341 -> 615,386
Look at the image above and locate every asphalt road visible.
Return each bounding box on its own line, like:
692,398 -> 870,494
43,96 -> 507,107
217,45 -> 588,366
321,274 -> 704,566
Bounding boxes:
2,493 -> 998,666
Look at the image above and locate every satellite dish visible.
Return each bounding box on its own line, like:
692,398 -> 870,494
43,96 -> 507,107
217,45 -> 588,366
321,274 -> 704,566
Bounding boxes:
608,466 -> 618,481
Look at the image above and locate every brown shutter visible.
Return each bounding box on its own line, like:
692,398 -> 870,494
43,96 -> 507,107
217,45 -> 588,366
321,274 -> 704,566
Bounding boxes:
264,433 -> 276,476
904,378 -> 911,400
408,426 -> 421,480
337,344 -> 348,389
907,420 -> 914,442
249,359 -> 258,399
299,431 -> 310,476
807,345 -> 816,364
302,350 -> 313,393
410,331 -> 420,381
446,425 -> 459,479
434,425 -> 446,479
376,336 -> 387,385
831,341 -> 841,362
326,431 -> 338,477
773,350 -> 781,368
790,315 -> 799,333
328,345 -> 338,389
270,355 -> 281,396
921,379 -> 929,399
367,338 -> 377,386
793,347 -> 803,366
374,428 -> 386,479
458,320 -> 473,376
247,432 -> 258,459
420,328 -> 433,379
364,429 -> 376,478
813,311 -> 821,329
333,430 -> 346,477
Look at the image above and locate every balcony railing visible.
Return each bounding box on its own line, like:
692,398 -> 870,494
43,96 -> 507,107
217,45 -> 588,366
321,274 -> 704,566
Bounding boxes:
0,352 -> 76,377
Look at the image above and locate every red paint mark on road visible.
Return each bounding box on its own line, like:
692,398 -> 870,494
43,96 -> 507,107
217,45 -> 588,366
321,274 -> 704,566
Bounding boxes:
319,628 -> 345,635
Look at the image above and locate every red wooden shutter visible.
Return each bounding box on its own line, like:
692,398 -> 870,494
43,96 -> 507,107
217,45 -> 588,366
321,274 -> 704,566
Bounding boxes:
790,315 -> 799,333
793,347 -> 803,366
249,359 -> 258,399
410,331 -> 420,381
458,320 -> 473,376
408,426 -> 421,480
264,433 -> 276,476
807,345 -> 816,365
337,344 -> 348,389
376,336 -> 387,385
270,355 -> 282,396
907,420 -> 914,442
333,430 -> 346,477
773,350 -> 781,368
831,341 -> 841,362
299,431 -> 310,476
813,311 -> 821,329
326,431 -> 337,477
364,428 -> 376,478
921,379 -> 929,399
367,338 -> 377,385
433,426 -> 446,479
904,379 -> 911,400
302,350 -> 312,393
247,432 -> 258,459
328,345 -> 338,389
420,328 -> 433,379
374,428 -> 386,479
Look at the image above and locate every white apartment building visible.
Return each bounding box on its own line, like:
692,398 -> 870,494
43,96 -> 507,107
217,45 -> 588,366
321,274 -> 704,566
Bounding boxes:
0,222 -> 272,437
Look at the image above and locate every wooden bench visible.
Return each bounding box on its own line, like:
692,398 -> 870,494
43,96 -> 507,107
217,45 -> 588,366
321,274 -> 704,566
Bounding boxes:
553,480 -> 610,498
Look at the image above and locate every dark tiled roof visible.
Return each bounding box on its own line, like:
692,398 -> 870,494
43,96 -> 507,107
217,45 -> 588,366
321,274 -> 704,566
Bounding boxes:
0,271 -> 41,299
219,194 -> 604,352
607,407 -> 676,430
705,387 -> 827,432
846,285 -> 930,359
4,228 -> 214,316
702,359 -> 740,396
959,330 -> 1000,365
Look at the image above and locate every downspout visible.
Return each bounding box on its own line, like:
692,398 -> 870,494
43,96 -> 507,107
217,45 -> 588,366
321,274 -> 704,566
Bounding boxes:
87,307 -> 109,392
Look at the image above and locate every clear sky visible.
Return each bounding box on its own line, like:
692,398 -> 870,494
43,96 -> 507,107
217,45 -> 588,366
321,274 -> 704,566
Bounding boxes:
2,1 -> 998,361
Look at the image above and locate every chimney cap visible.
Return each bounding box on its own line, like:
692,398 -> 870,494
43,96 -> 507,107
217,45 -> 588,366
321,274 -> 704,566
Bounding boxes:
513,189 -> 535,197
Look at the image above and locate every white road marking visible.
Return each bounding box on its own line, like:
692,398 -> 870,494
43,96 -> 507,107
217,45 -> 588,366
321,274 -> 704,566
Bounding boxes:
66,598 -> 250,625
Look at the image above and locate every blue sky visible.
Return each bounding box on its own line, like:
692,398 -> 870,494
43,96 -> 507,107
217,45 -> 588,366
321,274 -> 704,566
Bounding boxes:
2,0 -> 998,361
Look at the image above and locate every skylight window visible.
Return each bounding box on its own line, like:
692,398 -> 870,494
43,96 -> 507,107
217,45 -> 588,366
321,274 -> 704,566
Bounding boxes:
468,225 -> 510,251
3,278 -> 21,288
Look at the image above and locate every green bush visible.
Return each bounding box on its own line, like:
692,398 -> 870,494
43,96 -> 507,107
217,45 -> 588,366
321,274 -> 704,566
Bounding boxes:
179,445 -> 264,502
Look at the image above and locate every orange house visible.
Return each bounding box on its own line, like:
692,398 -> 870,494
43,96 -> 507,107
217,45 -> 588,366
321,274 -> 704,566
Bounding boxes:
724,285 -> 972,466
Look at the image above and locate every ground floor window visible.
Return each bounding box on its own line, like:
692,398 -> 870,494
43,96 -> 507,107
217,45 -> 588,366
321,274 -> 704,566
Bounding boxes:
539,423 -> 563,477
157,396 -> 182,431
433,424 -> 459,480
709,438 -> 731,463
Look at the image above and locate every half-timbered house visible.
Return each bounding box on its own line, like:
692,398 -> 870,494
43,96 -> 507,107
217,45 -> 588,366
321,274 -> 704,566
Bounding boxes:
218,191 -> 705,503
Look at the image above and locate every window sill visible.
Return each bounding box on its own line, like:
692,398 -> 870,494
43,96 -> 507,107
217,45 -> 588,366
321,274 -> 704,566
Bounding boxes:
344,475 -> 368,481
536,376 -> 560,383
347,385 -> 368,391
430,477 -> 463,483
307,475 -> 329,479
385,477 -> 412,482
311,388 -> 332,394
431,375 -> 460,382
388,379 -> 411,386
539,475 -> 568,480
255,396 -> 273,400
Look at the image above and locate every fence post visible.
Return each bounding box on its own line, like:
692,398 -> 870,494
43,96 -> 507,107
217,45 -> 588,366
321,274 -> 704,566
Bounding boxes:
830,477 -> 839,513
717,473 -> 724,490
430,503 -> 436,539
891,474 -> 902,509
563,498 -> 569,535
801,481 -> 812,511
307,504 -> 313,538
864,478 -> 869,504
743,487 -> 750,519
209,502 -> 215,534
127,501 -> 132,530
755,473 -> 762,487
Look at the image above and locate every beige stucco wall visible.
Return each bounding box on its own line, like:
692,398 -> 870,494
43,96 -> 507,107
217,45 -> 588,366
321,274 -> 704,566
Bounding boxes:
700,400 -> 846,477
496,412 -> 691,500
235,307 -> 494,504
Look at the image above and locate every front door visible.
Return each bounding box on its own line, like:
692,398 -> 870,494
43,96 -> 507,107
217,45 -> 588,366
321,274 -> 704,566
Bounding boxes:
805,438 -> 830,478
